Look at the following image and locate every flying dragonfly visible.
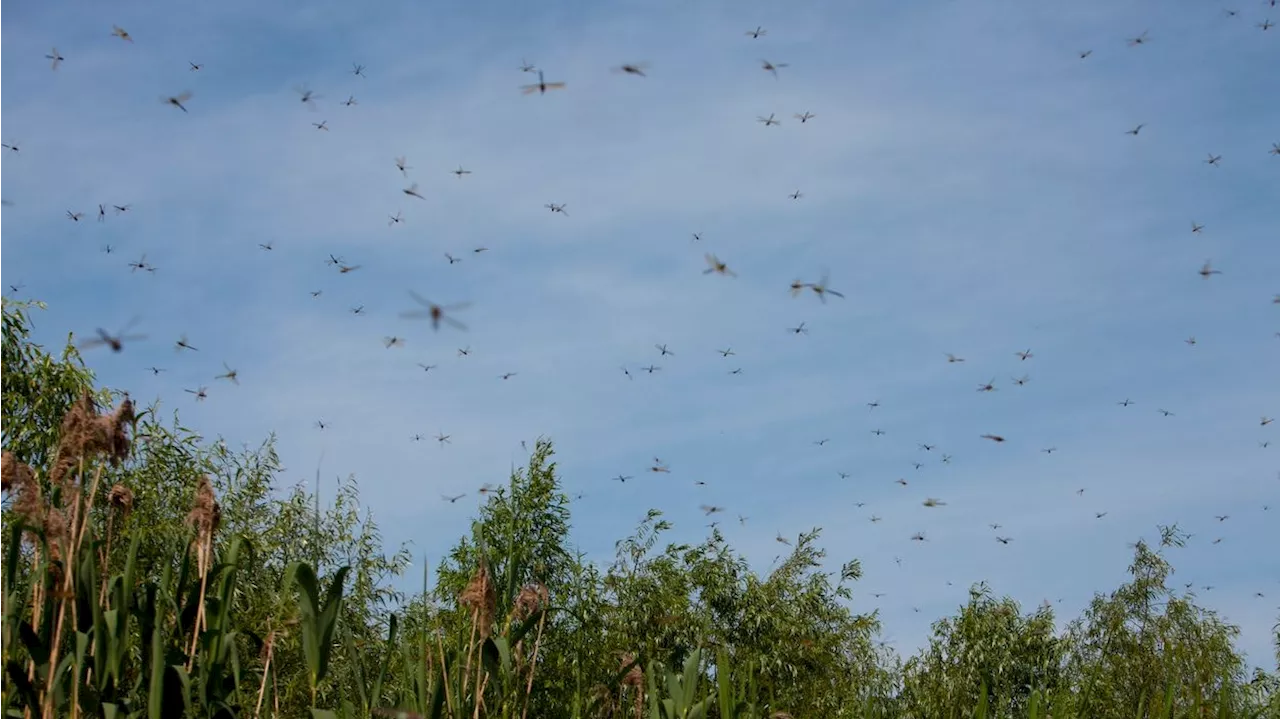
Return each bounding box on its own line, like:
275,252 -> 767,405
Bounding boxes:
520,70 -> 566,95
342,95 -> 357,106
980,434 -> 1006,443
351,63 -> 366,77
458,347 -> 471,357
185,387 -> 208,402
128,255 -> 155,273
700,504 -> 724,516
417,363 -> 438,373
384,336 -> 406,349
794,111 -> 815,123
1259,19 -> 1274,30
1271,143 -> 1280,156
215,362 -> 240,385
2,142 -> 19,152
1191,221 -> 1204,234
703,254 -> 737,277
66,210 -> 84,222
1078,50 -> 1093,59
388,211 -> 403,226
806,272 -> 845,303
174,334 -> 198,352
1118,398 -> 1135,407
519,58 -> 536,72
1013,375 -> 1030,386
760,59 -> 789,78
718,348 -> 735,357
922,498 -> 946,507
442,493 -> 465,504
1205,153 -> 1222,166
1126,124 -> 1146,136
400,291 -> 469,331
97,204 -> 107,222
189,62 -> 203,71
757,113 -> 780,127
312,120 -> 329,131
787,322 -> 809,335
614,62 -> 649,77
111,25 -> 133,42
46,48 -> 65,70
435,432 -> 452,445
1127,30 -> 1150,46
656,344 -> 674,356
113,204 -> 131,214
789,190 -> 803,200
445,253 -> 461,265
977,379 -> 997,392
79,318 -> 146,353
1198,260 -> 1222,279
452,166 -> 472,178
163,91 -> 192,113
946,353 -> 965,363
395,156 -> 411,176
295,85 -> 320,108
650,458 -> 670,474
1016,349 -> 1034,360
545,202 -> 568,215
641,364 -> 660,374
746,26 -> 767,38
403,183 -> 425,200
337,263 -> 362,274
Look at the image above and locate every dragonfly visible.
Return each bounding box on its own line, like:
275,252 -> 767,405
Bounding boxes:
337,263 -> 362,274
946,353 -> 965,363
185,387 -> 208,402
435,432 -> 452,445
1016,349 -> 1034,360
1205,153 -> 1222,166
789,190 -> 803,200
442,493 -> 465,503
400,291 -> 469,331
79,318 -> 146,353
128,254 -> 155,273
445,253 -> 461,264
164,91 -> 192,113
384,336 -> 406,348
1191,221 -> 1204,234
111,25 -> 133,42
46,48 -> 65,70
316,420 -> 328,430
656,344 -> 674,356
806,272 -> 845,303
403,183 -> 425,200
1259,19 -> 1275,30
1013,375 -> 1030,386
452,166 -> 472,178
757,113 -> 780,127
1198,260 -> 1222,279
977,379 -> 997,392
113,204 -> 131,214
388,211 -> 403,226
66,210 -> 84,222
760,59 -> 789,78
312,120 -> 329,131
545,202 -> 568,215
520,70 -> 566,95
718,348 -> 735,357
500,372 -> 517,380
650,458 -> 671,473
980,434 -> 1006,442
395,156 -> 411,176
417,363 -> 438,372
700,505 -> 724,516
215,363 -> 240,384
2,142 -> 19,152
1127,30 -> 1150,46
174,334 -> 198,352
97,204 -> 107,222
703,254 -> 737,277
351,63 -> 366,77
614,62 -> 649,77
189,62 -> 203,71
787,322 -> 808,335
746,26 -> 767,38
519,58 -> 536,72
922,498 -> 947,507
1125,123 -> 1146,136
296,85 -> 320,108
1079,50 -> 1093,59
996,537 -> 1013,545
342,95 -> 357,106
794,111 -> 815,123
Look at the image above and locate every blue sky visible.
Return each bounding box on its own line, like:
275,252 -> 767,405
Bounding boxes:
3,0 -> 1279,667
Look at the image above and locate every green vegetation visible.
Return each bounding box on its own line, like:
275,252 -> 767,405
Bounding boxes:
3,296 -> 1278,718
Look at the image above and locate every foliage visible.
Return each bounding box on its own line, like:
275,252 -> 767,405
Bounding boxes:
2,296 -> 1278,718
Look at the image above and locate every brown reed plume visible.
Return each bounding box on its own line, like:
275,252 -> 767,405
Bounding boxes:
184,475 -> 222,669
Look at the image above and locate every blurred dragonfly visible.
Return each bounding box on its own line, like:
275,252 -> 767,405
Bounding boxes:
787,322 -> 808,335
760,59 -> 789,78
295,85 -> 320,108
163,91 -> 192,113
757,113 -> 780,127
794,111 -> 815,123
215,362 -> 240,384
111,25 -> 133,42
312,120 -> 329,131
806,272 -> 845,303
351,63 -> 366,77
520,70 -> 566,95
1205,153 -> 1222,166
650,458 -> 671,473
545,202 -> 568,215
1198,260 -> 1222,278
189,62 -> 203,71
185,386 -> 208,402
519,58 -> 536,72
403,183 -> 425,200
395,156 -> 411,176
174,335 -> 198,352
703,254 -> 737,277
384,336 -> 406,348
46,48 -> 65,70
128,254 -> 155,273
66,210 -> 84,222
613,62 -> 649,77
1127,30 -> 1150,46
452,166 -> 472,178
400,291 -> 469,331
389,211 -> 403,226
79,318 -> 146,353
2,142 -> 19,152
746,26 -> 767,38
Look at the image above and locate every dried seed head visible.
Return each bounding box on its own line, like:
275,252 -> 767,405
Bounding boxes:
769,713 -> 795,719
108,483 -> 135,518
43,506 -> 69,539
99,396 -> 136,465
2,451 -> 36,496
458,562 -> 497,638
619,652 -> 643,688
185,475 -> 221,545
512,581 -> 549,621
49,392 -> 102,487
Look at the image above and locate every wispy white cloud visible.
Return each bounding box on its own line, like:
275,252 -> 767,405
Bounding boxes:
3,0 -> 1278,668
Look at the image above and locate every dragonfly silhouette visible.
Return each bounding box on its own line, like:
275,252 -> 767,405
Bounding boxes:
545,202 -> 568,215
613,62 -> 649,77
163,92 -> 192,113
295,85 -> 320,108
46,48 -> 65,70
400,291 -> 470,331
794,111 -> 815,123
79,317 -> 146,353
760,59 -> 789,78
520,70 -> 566,95
757,113 -> 780,127
452,166 -> 472,178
